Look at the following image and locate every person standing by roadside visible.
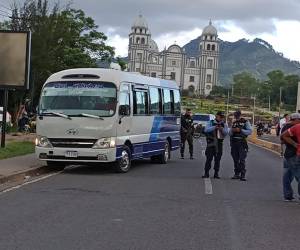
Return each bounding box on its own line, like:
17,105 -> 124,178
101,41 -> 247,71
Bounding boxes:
202,111 -> 228,179
230,110 -> 252,181
180,108 -> 194,159
280,114 -> 290,133
281,115 -> 300,201
280,113 -> 300,201
279,114 -> 290,157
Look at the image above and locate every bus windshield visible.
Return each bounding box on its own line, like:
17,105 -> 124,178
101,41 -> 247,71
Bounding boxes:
39,81 -> 117,117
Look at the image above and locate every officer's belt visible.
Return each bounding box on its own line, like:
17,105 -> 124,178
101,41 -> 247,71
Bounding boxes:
231,137 -> 246,140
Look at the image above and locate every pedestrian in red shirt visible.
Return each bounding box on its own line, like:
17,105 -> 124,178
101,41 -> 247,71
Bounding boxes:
281,123 -> 300,200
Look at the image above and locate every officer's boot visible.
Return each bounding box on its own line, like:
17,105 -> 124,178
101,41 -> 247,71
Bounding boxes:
231,166 -> 240,179
231,173 -> 240,179
202,170 -> 209,178
240,172 -> 247,181
214,171 -> 220,179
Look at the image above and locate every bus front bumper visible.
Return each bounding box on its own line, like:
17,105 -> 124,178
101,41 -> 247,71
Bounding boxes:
35,147 -> 117,163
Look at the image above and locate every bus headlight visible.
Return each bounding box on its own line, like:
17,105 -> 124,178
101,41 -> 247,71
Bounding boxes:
93,137 -> 116,149
35,136 -> 53,148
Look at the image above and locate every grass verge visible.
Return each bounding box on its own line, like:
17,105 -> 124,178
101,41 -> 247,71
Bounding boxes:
0,141 -> 35,160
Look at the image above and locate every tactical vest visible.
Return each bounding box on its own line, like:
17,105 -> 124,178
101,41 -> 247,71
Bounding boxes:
231,118 -> 248,139
206,120 -> 225,144
181,115 -> 193,132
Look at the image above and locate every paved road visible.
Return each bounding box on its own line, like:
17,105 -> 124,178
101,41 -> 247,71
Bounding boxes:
0,139 -> 300,250
258,134 -> 281,144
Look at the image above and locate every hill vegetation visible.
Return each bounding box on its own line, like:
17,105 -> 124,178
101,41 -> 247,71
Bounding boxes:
183,37 -> 300,86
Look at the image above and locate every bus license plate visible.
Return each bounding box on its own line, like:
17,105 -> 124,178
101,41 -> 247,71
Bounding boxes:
65,151 -> 78,158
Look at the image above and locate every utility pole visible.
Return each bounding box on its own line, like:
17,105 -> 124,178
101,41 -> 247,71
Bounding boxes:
296,81 -> 300,112
226,89 -> 230,123
252,96 -> 256,126
279,87 -> 282,119
269,95 -> 271,112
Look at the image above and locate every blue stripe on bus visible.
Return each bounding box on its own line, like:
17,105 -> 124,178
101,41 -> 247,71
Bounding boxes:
115,139 -> 180,159
149,116 -> 180,141
116,116 -> 180,159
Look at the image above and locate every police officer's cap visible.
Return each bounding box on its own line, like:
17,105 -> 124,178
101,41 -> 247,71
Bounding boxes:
216,111 -> 225,117
290,113 -> 300,120
234,110 -> 242,117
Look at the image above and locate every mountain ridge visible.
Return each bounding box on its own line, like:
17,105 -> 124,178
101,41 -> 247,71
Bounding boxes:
183,37 -> 300,86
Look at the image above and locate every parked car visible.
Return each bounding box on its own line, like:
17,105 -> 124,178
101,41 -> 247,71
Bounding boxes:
0,107 -> 12,131
192,113 -> 215,139
193,113 -> 215,127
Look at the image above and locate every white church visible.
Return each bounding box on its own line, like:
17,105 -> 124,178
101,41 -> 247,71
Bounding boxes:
127,15 -> 220,95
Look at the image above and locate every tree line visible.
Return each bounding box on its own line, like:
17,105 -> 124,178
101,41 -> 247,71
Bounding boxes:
210,70 -> 300,111
0,0 -> 115,123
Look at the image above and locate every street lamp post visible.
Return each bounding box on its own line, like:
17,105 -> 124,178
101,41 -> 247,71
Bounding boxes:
226,89 -> 230,123
252,96 -> 256,126
279,86 -> 282,119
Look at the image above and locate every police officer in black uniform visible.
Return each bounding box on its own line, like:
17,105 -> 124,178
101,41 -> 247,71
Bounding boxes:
202,111 -> 229,178
180,108 -> 194,159
230,110 -> 252,181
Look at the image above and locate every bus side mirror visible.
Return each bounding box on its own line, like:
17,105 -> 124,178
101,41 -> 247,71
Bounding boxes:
119,105 -> 129,116
118,105 -> 129,124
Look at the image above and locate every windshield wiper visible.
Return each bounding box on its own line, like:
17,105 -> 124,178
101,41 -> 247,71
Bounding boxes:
40,111 -> 72,120
79,113 -> 104,120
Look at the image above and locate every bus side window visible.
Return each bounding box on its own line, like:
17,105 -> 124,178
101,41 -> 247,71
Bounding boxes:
119,92 -> 130,116
158,88 -> 163,114
149,87 -> 161,115
133,90 -> 149,115
170,90 -> 175,114
162,89 -> 172,115
173,90 -> 181,116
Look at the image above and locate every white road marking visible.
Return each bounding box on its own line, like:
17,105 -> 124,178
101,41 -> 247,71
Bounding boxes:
204,178 -> 213,195
112,219 -> 123,222
0,171 -> 63,195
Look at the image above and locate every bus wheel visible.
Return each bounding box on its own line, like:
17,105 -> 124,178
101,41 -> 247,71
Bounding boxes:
46,161 -> 66,171
157,141 -> 170,164
114,146 -> 131,173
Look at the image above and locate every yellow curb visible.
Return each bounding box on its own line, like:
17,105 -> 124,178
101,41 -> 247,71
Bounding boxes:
248,134 -> 281,154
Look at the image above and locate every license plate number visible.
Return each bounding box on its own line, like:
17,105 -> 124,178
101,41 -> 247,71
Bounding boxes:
65,151 -> 78,158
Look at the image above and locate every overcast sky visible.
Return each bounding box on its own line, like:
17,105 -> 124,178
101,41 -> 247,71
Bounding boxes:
1,0 -> 300,61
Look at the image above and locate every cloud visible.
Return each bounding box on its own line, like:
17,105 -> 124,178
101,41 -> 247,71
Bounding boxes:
70,0 -> 300,36
237,19 -> 277,35
154,28 -> 202,51
2,0 -> 300,35
2,0 -> 300,60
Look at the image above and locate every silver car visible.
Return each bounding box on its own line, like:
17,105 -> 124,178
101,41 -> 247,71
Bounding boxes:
193,113 -> 215,127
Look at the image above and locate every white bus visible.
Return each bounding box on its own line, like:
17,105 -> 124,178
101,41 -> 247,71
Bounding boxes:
35,68 -> 181,173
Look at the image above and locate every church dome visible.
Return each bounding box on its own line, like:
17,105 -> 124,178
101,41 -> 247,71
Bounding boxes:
149,39 -> 159,52
202,20 -> 217,36
132,14 -> 148,29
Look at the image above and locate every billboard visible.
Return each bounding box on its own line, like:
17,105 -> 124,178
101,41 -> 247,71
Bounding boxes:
0,30 -> 31,89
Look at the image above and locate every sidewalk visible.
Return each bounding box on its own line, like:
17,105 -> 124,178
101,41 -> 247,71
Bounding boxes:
0,133 -> 48,186
257,134 -> 280,145
0,154 -> 48,186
